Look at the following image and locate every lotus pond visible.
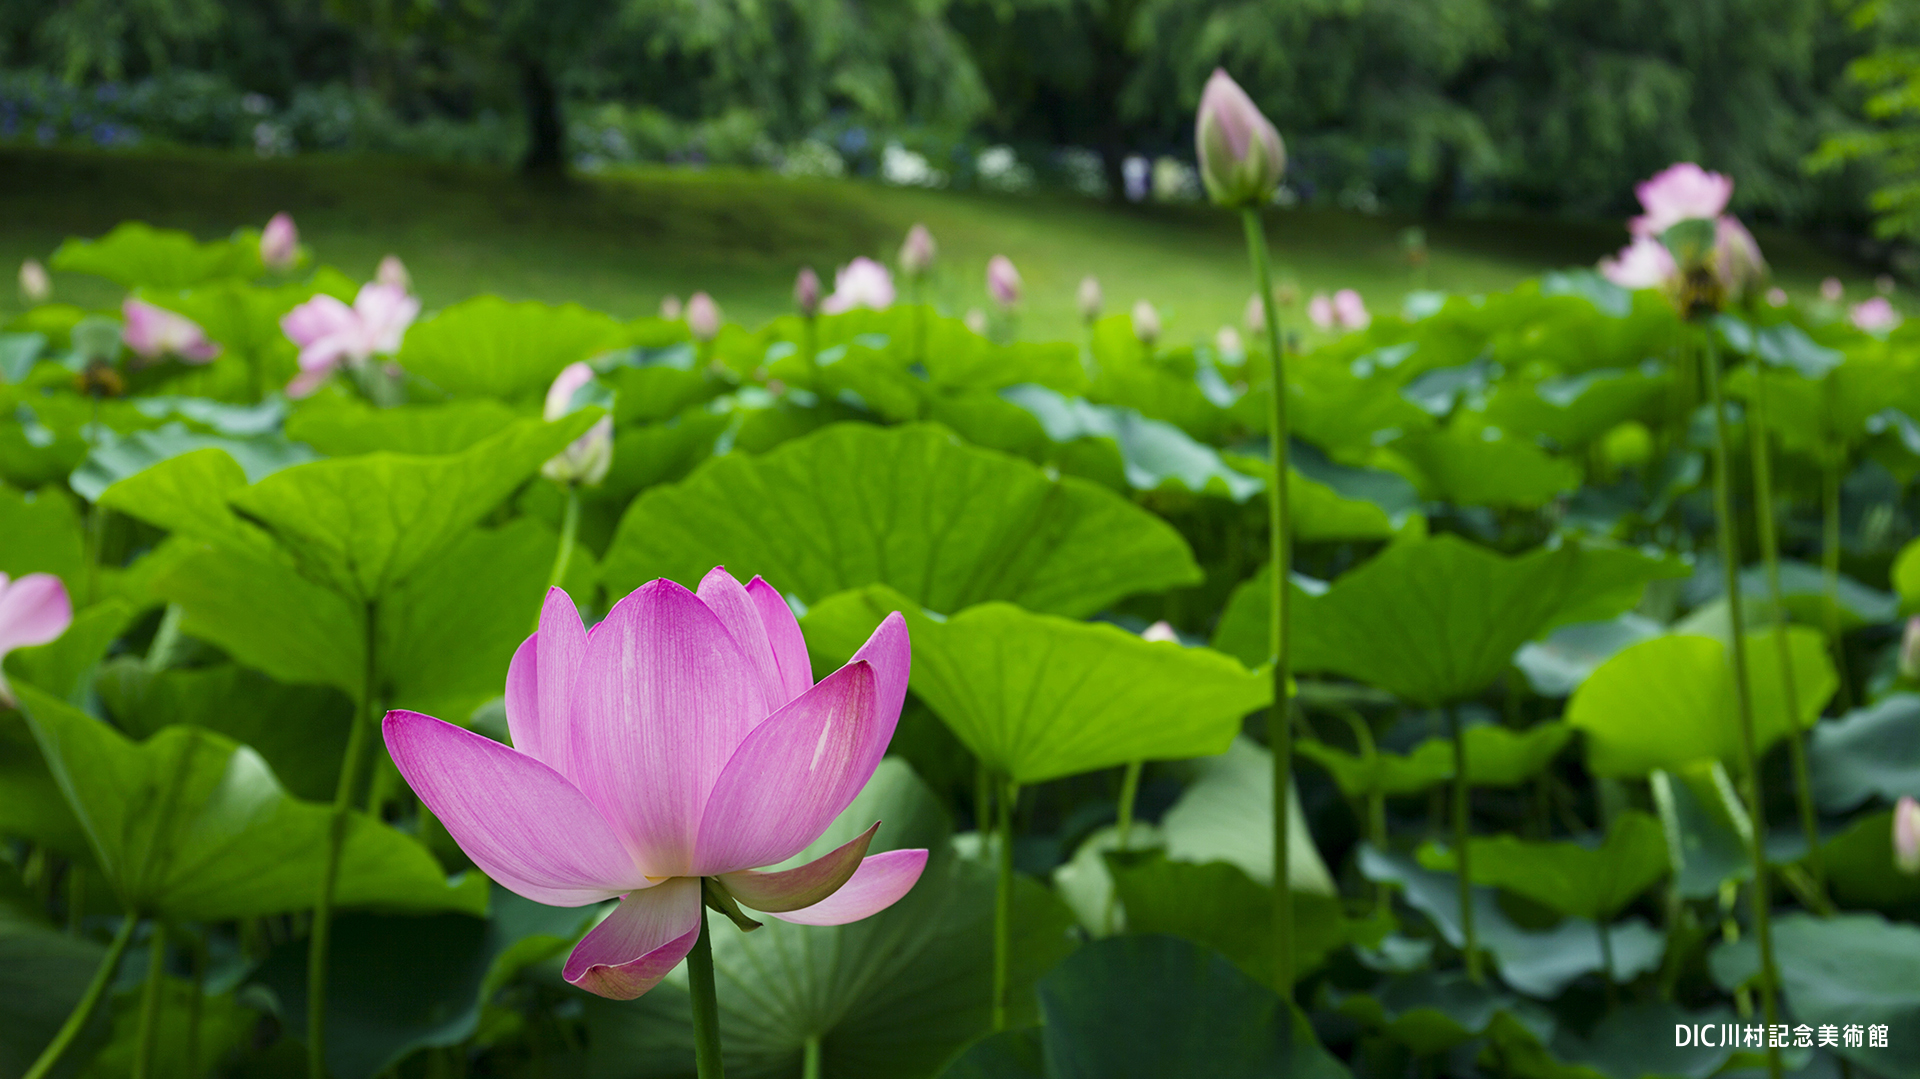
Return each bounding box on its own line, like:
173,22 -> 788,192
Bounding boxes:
3,188 -> 1920,1079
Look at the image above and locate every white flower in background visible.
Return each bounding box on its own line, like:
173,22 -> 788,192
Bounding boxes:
977,146 -> 1034,192
882,143 -> 946,188
1151,157 -> 1199,202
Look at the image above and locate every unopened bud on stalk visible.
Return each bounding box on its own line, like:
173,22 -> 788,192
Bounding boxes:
686,292 -> 721,342
987,255 -> 1021,310
1194,69 -> 1286,210
17,259 -> 49,303
1131,300 -> 1160,345
660,295 -> 683,321
1078,275 -> 1103,324
1900,617 -> 1920,682
1896,795 -> 1920,875
900,224 -> 936,277
260,212 -> 299,271
376,255 -> 411,292
794,267 -> 821,318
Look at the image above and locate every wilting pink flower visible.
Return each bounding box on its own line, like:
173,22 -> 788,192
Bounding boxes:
18,259 -> 49,303
1852,297 -> 1903,333
260,212 -> 299,271
687,293 -> 721,342
660,295 -> 683,321
122,298 -> 221,364
900,225 -> 936,277
986,255 -> 1022,310
1131,300 -> 1160,344
1078,276 -> 1102,324
280,282 -> 419,398
1141,620 -> 1179,643
1599,236 -> 1678,291
1194,69 -> 1286,209
1821,277 -> 1844,304
822,258 -> 895,315
384,573 -> 925,999
541,362 -> 613,487
376,255 -> 411,292
0,573 -> 71,707
1630,163 -> 1733,238
1332,289 -> 1370,330
1896,796 -> 1920,875
794,267 -> 821,318
1766,287 -> 1789,308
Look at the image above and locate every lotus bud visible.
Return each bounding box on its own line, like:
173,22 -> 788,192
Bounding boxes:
1713,217 -> 1766,302
260,212 -> 299,271
542,362 -> 613,487
1820,277 -> 1844,304
1194,69 -> 1286,210
660,294 -> 684,321
1244,293 -> 1267,334
1141,621 -> 1179,643
1307,292 -> 1334,330
686,292 -> 721,342
1896,796 -> 1920,875
0,572 -> 71,707
794,267 -> 821,318
17,258 -> 49,303
900,224 -> 936,277
1765,287 -> 1789,308
1078,275 -> 1103,324
1901,617 -> 1920,681
986,255 -> 1021,310
1214,326 -> 1243,357
122,298 -> 222,364
963,308 -> 989,336
376,254 -> 411,292
1131,300 -> 1160,345
1852,297 -> 1902,333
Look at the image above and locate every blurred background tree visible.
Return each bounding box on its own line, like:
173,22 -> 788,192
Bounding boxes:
1812,0 -> 1920,242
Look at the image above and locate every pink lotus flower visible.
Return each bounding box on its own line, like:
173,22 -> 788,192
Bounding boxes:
986,255 -> 1022,310
794,267 -> 822,317
686,292 -> 721,342
376,255 -> 411,292
541,363 -> 613,487
1332,288 -> 1370,330
18,259 -> 49,303
1630,163 -> 1733,238
122,298 -> 221,364
280,282 -> 419,398
1194,69 -> 1286,209
1077,276 -> 1102,324
260,212 -> 299,271
1141,620 -> 1179,643
1852,297 -> 1902,333
822,257 -> 896,315
384,573 -> 924,999
1897,796 -> 1920,875
1131,300 -> 1161,345
1599,235 -> 1678,291
900,225 -> 936,277
1766,287 -> 1789,308
0,573 -> 71,707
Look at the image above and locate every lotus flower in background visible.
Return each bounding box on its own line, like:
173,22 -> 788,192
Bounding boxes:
1852,297 -> 1903,333
280,282 -> 419,398
0,572 -> 71,707
383,572 -> 926,999
1598,236 -> 1678,291
1244,293 -> 1267,334
963,308 -> 989,336
1821,277 -> 1844,303
1131,300 -> 1160,344
1141,620 -> 1179,644
1629,163 -> 1733,238
659,295 -> 683,320
687,292 -> 721,341
260,212 -> 299,271
1194,69 -> 1286,209
986,255 -> 1021,310
900,224 -> 936,277
1078,275 -> 1102,324
541,362 -> 613,487
122,298 -> 221,364
1333,289 -> 1370,330
1896,796 -> 1920,875
377,255 -> 411,292
1766,287 -> 1789,308
822,257 -> 896,314
18,259 -> 49,303
1714,217 -> 1767,302
1213,327 -> 1243,357
794,267 -> 822,317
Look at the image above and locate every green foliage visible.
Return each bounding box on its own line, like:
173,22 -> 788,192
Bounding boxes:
1417,812 -> 1669,922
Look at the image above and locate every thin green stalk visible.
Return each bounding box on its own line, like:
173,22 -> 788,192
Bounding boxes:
1443,706 -> 1481,982
1746,376 -> 1825,896
309,601 -> 380,1079
802,1036 -> 821,1079
1335,709 -> 1389,911
1115,761 -> 1143,850
1700,327 -> 1784,1079
543,486 -> 581,597
1241,206 -> 1295,993
1596,919 -> 1617,1009
133,922 -> 168,1079
1822,463 -> 1852,711
689,902 -> 725,1079
802,316 -> 820,388
25,914 -> 137,1079
992,778 -> 1018,1031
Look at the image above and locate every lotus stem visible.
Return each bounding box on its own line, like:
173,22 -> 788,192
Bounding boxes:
689,902 -> 725,1079
133,921 -> 167,1079
991,778 -> 1018,1030
1443,706 -> 1481,982
309,600 -> 380,1079
1745,375 -> 1825,897
1700,326 -> 1783,1079
802,1035 -> 821,1079
544,486 -> 581,598
1102,760 -> 1146,935
24,914 -> 137,1079
1241,205 -> 1296,993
